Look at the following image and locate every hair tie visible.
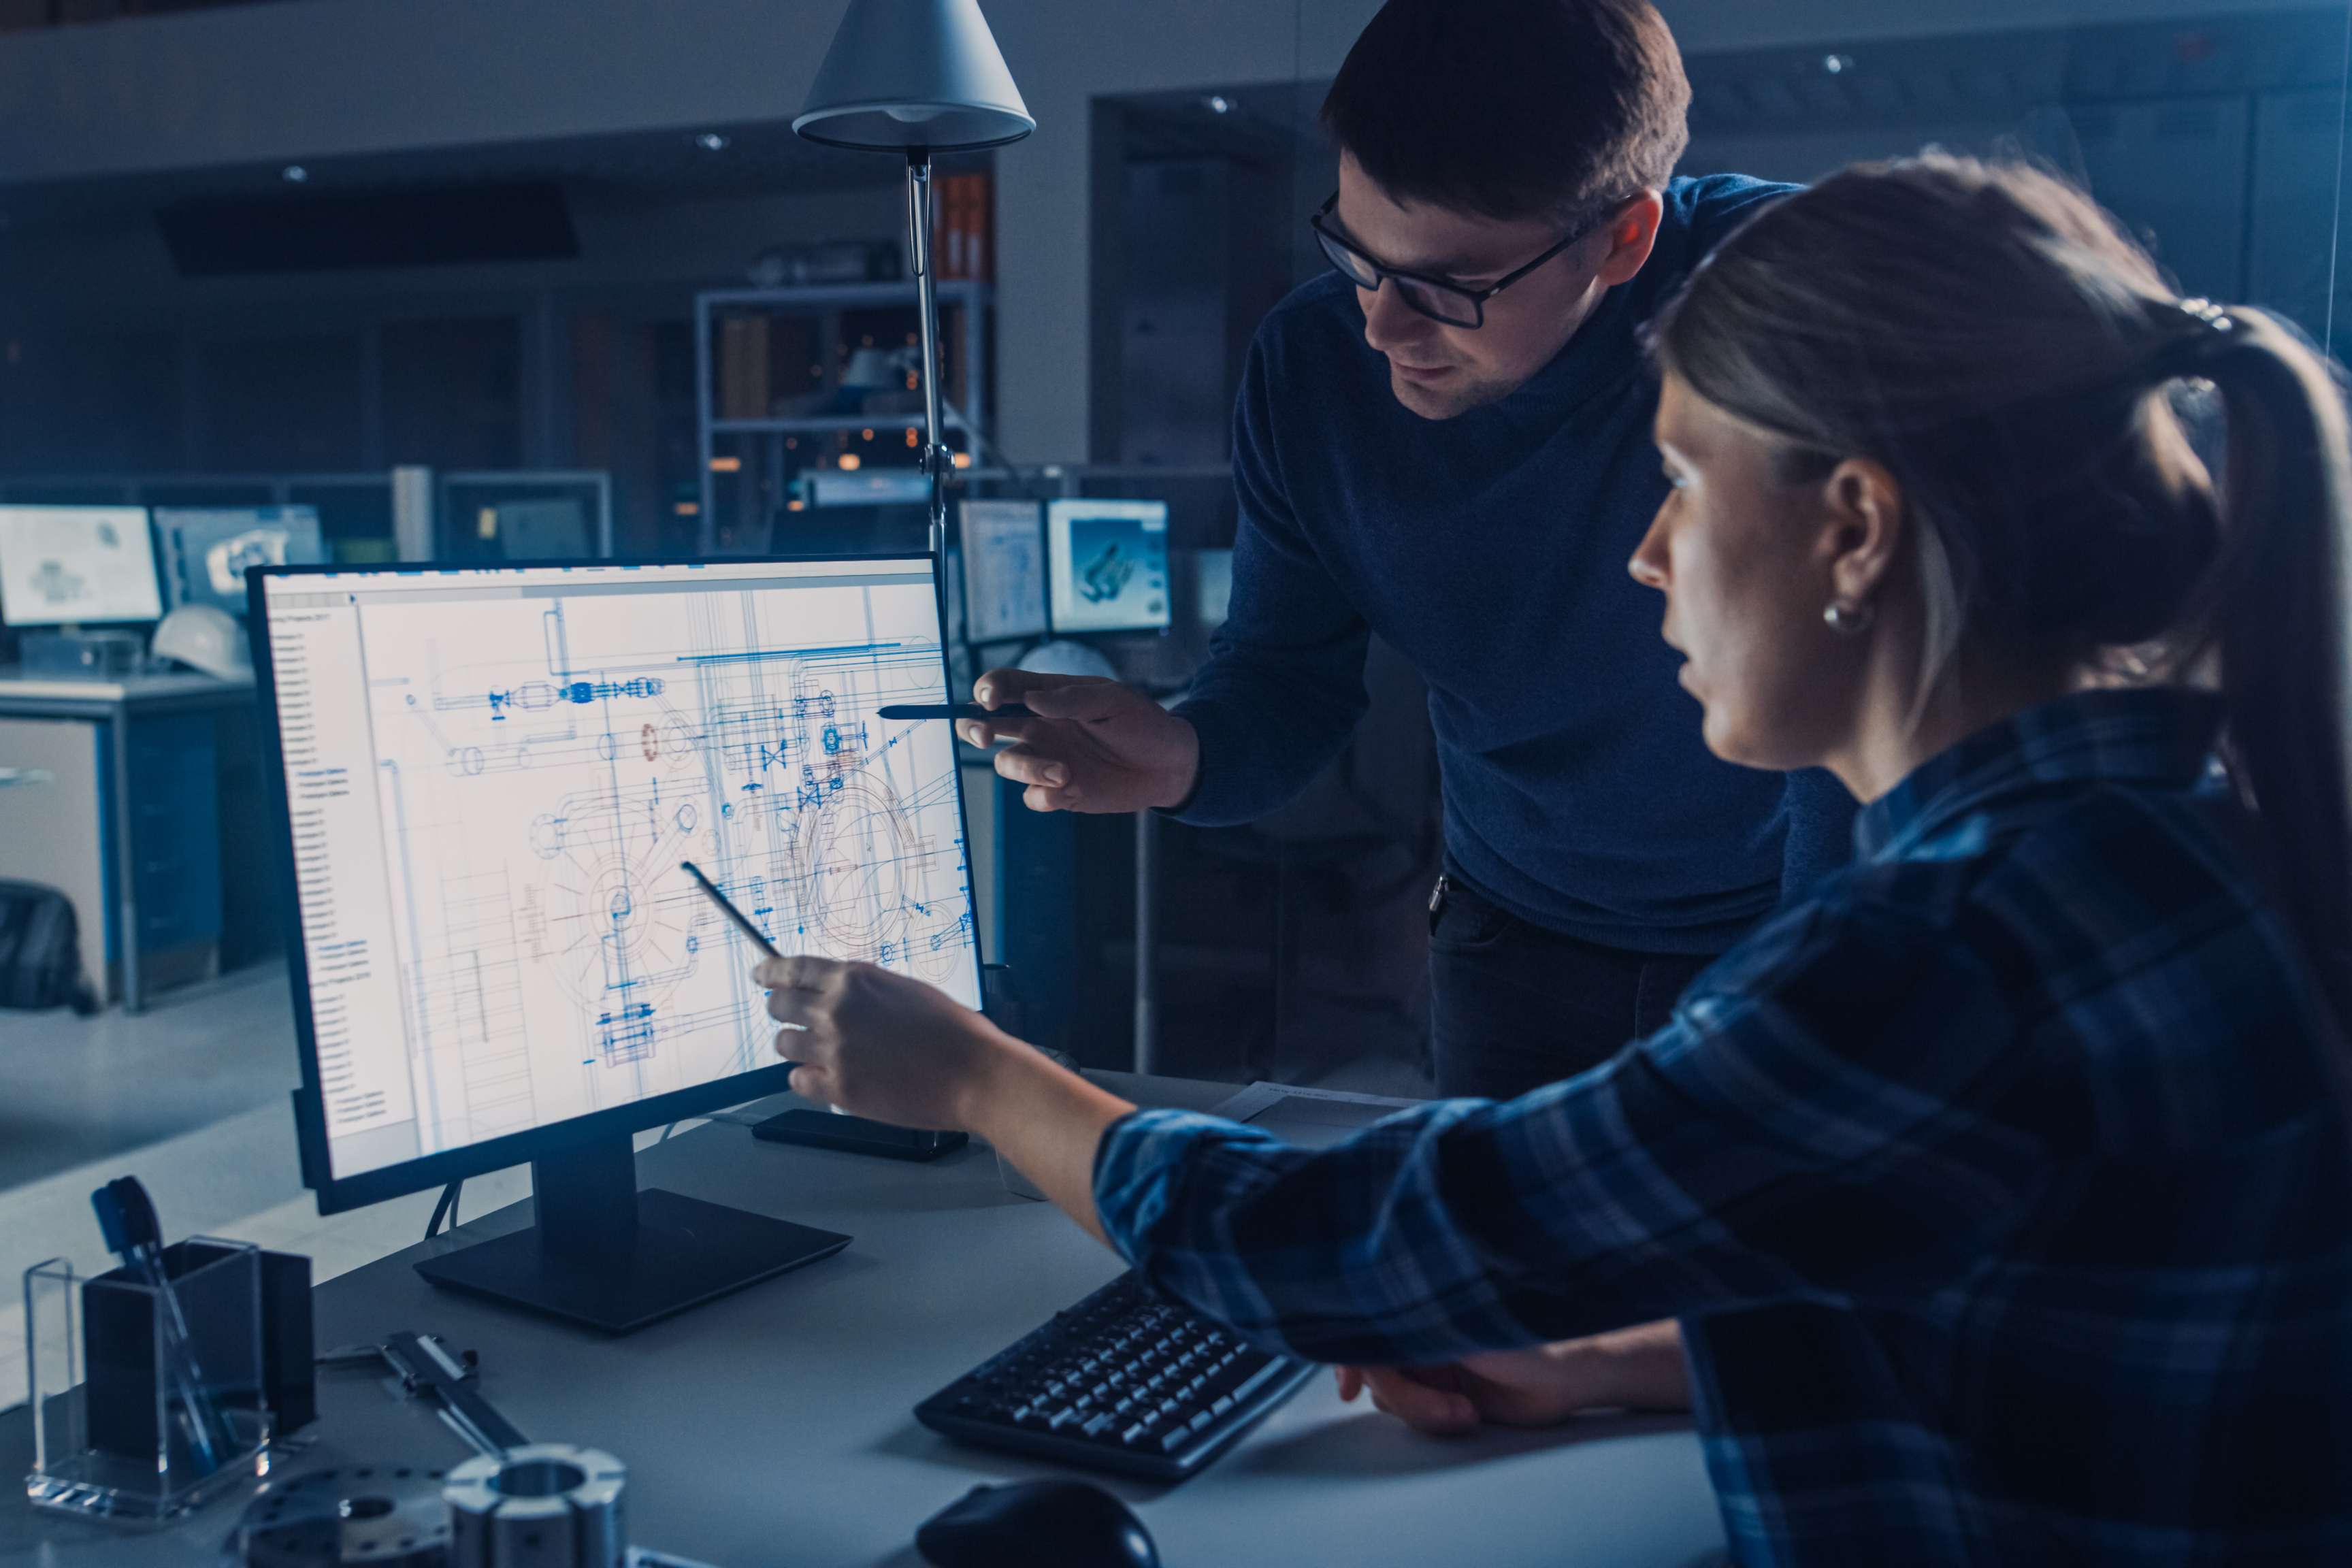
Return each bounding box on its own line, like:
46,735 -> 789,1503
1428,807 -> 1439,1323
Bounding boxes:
2146,297 -> 2239,384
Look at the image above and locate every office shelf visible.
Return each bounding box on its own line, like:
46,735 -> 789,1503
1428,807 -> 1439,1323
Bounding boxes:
708,413 -> 975,436
693,280 -> 992,554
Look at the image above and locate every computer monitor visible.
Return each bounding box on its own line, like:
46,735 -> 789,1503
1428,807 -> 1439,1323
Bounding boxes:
492,499 -> 591,561
154,506 -> 327,617
1195,548 -> 1235,628
251,554 -> 983,1332
1046,498 -> 1171,635
807,470 -> 932,508
959,500 -> 1049,644
0,506 -> 163,627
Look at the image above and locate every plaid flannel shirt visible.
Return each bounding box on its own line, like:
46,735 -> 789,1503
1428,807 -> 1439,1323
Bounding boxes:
1094,687 -> 2352,1565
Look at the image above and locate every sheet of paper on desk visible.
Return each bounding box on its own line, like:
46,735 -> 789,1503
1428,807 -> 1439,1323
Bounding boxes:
1211,1082 -> 1426,1149
998,1080 -> 1426,1203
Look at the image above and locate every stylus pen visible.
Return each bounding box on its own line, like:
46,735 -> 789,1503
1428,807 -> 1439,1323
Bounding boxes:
877,703 -> 1036,722
679,862 -> 808,1041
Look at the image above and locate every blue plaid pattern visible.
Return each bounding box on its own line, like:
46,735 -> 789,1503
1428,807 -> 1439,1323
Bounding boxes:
1094,688 -> 2352,1565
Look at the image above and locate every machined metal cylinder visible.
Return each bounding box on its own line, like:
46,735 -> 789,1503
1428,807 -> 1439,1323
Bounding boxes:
443,1446 -> 625,1568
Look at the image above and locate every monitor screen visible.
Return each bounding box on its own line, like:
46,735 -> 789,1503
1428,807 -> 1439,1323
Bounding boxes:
0,506 -> 163,626
1195,548 -> 1234,628
255,557 -> 982,1190
960,500 -> 1049,644
1047,499 -> 1171,635
808,470 -> 932,508
155,506 -> 326,617
492,499 -> 591,560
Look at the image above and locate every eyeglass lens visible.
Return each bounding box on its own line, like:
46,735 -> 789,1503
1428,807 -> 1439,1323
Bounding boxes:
1313,226 -> 1481,328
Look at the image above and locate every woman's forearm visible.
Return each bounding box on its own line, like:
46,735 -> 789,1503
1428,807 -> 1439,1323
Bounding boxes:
1567,1319 -> 1690,1410
960,1043 -> 1137,1247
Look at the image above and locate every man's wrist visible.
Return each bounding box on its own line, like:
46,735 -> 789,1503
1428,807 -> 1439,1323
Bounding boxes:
1149,715 -> 1204,814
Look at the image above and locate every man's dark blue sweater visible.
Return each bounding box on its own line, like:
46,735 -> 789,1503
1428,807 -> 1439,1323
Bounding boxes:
1173,174 -> 1855,955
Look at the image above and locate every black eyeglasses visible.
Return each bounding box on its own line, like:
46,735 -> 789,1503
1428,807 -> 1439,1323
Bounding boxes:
1309,193 -> 1608,329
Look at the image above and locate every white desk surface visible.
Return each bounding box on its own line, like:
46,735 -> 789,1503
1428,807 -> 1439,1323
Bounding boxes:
0,666 -> 252,704
0,1074 -> 1727,1567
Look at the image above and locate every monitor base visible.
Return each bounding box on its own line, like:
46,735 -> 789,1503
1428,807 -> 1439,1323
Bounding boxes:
414,1134 -> 849,1334
416,1188 -> 847,1335
751,1108 -> 968,1162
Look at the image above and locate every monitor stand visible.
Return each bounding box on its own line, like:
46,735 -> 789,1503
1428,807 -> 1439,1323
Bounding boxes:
413,1133 -> 850,1335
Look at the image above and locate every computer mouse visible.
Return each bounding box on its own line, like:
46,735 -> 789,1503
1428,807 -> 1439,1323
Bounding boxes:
915,1479 -> 1159,1568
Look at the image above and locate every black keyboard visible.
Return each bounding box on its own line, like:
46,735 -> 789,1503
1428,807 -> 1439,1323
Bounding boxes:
914,1272 -> 1318,1480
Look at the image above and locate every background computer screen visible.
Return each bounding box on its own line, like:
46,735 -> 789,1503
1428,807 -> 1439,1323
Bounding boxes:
960,500 -> 1049,644
1046,499 -> 1171,635
155,506 -> 326,616
493,499 -> 591,560
257,558 -> 983,1183
0,506 -> 163,627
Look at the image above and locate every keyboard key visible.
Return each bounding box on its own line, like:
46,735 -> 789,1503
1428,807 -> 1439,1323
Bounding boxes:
1082,1413 -> 1118,1439
1224,1358 -> 1286,1406
1209,1395 -> 1235,1418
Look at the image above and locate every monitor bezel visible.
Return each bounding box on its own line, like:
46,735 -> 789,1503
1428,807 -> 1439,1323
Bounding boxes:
957,497 -> 1051,646
249,551 -> 985,1215
1043,497 -> 1173,637
0,503 -> 165,628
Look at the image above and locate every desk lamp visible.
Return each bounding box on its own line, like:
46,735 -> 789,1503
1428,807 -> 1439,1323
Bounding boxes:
794,0 -> 1033,559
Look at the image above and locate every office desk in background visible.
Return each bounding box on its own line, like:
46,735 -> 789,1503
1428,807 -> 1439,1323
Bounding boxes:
0,1072 -> 1727,1567
0,668 -> 261,1011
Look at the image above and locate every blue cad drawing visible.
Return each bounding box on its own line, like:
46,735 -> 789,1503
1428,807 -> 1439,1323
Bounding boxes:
366,589 -> 976,1151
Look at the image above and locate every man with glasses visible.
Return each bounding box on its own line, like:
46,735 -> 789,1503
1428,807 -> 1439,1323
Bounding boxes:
965,0 -> 1854,1095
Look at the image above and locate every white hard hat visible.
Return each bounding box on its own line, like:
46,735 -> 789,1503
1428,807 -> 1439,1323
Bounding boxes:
1015,640 -> 1119,681
151,604 -> 252,682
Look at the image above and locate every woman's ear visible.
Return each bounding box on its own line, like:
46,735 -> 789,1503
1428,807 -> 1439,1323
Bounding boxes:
1821,457 -> 1907,606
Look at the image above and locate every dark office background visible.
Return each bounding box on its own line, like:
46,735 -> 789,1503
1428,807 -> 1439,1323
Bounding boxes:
0,0 -> 2346,1090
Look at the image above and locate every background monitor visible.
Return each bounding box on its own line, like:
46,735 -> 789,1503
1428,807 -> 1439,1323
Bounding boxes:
155,506 -> 326,617
1194,547 -> 1234,628
0,506 -> 163,627
1046,498 -> 1171,635
807,470 -> 931,508
491,498 -> 591,560
253,555 -> 982,1328
959,500 -> 1049,644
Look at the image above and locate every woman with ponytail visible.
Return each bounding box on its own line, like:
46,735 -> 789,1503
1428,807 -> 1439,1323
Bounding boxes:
753,157 -> 2352,1564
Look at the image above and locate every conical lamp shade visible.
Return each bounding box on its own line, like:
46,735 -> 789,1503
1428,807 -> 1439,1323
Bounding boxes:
794,0 -> 1034,152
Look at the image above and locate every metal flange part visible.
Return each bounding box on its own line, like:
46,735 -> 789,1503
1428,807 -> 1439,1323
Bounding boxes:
444,1445 -> 627,1568
227,1463 -> 455,1567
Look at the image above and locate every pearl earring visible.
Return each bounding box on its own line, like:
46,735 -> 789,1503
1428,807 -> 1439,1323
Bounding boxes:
1823,600 -> 1876,636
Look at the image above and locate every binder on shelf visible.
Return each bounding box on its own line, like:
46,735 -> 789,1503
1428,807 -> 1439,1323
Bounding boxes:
718,316 -> 772,421
934,173 -> 992,282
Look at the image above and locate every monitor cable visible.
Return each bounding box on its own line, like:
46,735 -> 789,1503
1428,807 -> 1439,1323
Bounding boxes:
425,1180 -> 463,1241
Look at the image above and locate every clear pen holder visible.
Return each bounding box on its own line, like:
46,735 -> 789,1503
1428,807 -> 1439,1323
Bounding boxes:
24,1239 -> 273,1524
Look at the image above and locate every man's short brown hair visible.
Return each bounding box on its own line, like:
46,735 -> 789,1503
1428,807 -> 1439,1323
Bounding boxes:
1320,0 -> 1692,227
